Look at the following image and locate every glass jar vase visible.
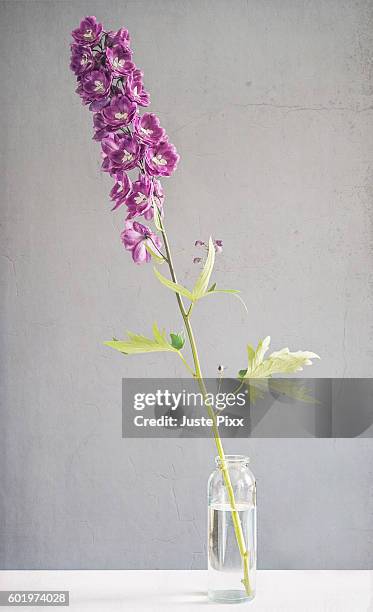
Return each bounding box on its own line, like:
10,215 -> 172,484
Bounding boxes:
207,455 -> 257,603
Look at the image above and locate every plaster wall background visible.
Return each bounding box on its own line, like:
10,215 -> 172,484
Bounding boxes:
1,0 -> 373,568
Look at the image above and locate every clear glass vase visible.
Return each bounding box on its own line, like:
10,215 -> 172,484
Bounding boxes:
208,455 -> 257,603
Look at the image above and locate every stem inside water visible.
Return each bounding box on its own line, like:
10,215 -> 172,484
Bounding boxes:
158,214 -> 252,596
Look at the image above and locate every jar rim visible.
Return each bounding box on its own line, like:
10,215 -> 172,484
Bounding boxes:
215,454 -> 250,466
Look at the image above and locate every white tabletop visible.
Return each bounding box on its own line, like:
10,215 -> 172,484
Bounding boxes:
0,570 -> 372,611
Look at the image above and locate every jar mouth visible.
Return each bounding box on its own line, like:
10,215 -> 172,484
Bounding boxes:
215,454 -> 250,467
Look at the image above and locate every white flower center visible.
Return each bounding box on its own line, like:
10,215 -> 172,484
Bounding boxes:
152,154 -> 167,166
115,112 -> 128,120
113,57 -> 125,69
141,127 -> 153,136
134,193 -> 147,205
84,29 -> 93,39
81,54 -> 89,66
94,80 -> 105,92
122,150 -> 133,163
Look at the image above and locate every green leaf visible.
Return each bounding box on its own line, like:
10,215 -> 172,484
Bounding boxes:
201,288 -> 248,312
170,332 -> 185,350
241,336 -> 320,379
269,379 -> 317,404
104,322 -> 178,355
245,378 -> 270,404
192,237 -> 215,300
246,344 -> 256,371
153,267 -> 194,301
242,378 -> 318,407
153,200 -> 163,231
152,322 -> 165,344
249,336 -> 271,373
153,238 -> 246,311
145,243 -> 165,264
261,347 -> 320,376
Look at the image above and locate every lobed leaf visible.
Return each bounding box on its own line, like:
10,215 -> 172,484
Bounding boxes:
241,336 -> 319,379
105,322 -> 178,355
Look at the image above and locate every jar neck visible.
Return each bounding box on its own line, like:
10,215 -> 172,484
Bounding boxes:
215,454 -> 250,469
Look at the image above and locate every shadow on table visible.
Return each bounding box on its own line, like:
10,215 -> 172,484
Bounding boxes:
76,590 -> 209,607
174,591 -> 208,605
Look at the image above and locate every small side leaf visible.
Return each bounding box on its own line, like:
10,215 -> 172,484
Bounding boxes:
145,243 -> 165,264
201,288 -> 248,312
192,237 -> 215,300
153,200 -> 163,231
153,267 -> 194,301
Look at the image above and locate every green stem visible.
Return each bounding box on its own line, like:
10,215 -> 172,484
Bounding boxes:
158,215 -> 252,596
148,236 -> 168,263
176,351 -> 195,377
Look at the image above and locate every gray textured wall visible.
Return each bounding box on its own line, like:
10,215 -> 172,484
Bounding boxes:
1,0 -> 373,569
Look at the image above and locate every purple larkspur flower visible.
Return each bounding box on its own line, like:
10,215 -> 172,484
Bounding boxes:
90,48 -> 107,68
107,28 -> 131,50
78,69 -> 111,102
89,97 -> 111,112
145,141 -> 179,177
72,16 -> 103,46
102,95 -> 137,127
70,16 -> 181,253
70,44 -> 94,76
101,133 -> 142,172
126,175 -> 154,219
125,69 -> 150,107
110,172 -> 132,211
93,112 -> 112,141
134,113 -> 165,146
121,220 -> 162,264
106,45 -> 135,76
194,239 -> 223,258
